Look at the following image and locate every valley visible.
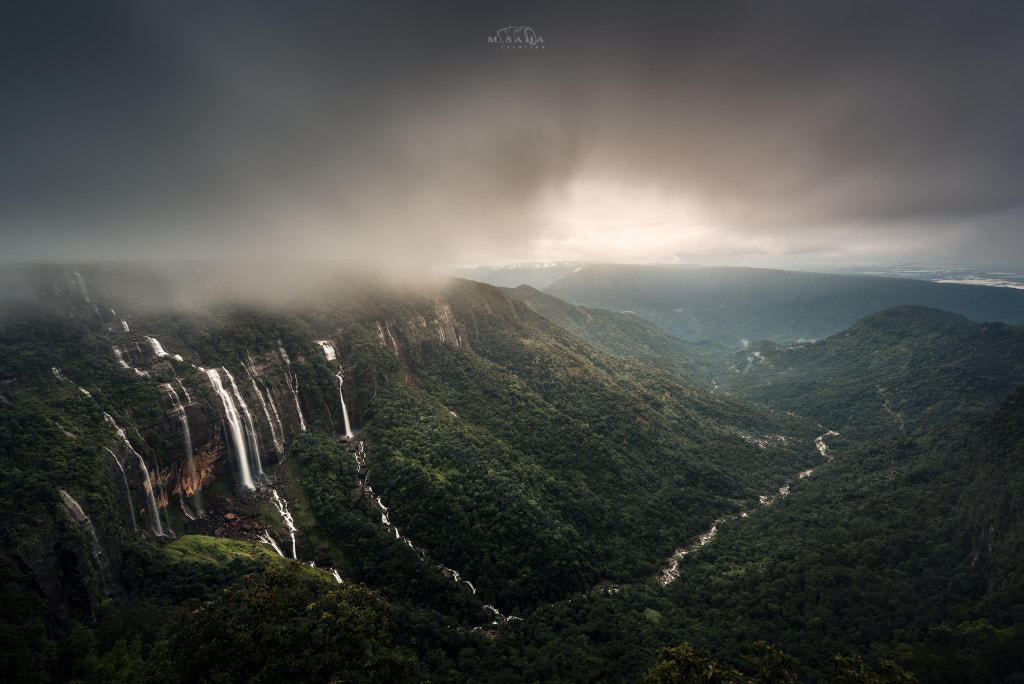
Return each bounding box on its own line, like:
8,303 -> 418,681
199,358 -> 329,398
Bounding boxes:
1,262 -> 1023,682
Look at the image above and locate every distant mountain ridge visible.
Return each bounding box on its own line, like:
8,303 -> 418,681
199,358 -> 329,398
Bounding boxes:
544,263 -> 1024,346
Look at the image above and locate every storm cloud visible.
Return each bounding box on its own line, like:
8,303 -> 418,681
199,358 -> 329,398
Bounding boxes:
3,1 -> 1023,267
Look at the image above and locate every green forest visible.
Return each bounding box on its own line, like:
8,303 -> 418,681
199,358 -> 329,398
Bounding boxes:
2,263 -> 1024,682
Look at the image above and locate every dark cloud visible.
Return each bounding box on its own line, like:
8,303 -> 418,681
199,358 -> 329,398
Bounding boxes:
2,1 -> 1023,267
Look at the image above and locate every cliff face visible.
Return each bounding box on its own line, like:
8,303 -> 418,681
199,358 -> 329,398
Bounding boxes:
1,270 -> 578,640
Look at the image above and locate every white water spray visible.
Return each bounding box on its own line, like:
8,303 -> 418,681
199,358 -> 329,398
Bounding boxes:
59,490 -> 111,588
147,336 -> 169,357
225,369 -> 264,482
166,384 -> 202,514
336,372 -> 354,438
317,340 -> 337,361
112,346 -> 130,369
136,452 -> 165,536
318,340 -> 354,438
205,368 -> 255,490
279,343 -> 306,431
72,272 -> 90,302
247,367 -> 284,455
105,448 -> 139,533
271,489 -> 298,559
104,413 -> 164,536
258,531 -> 285,557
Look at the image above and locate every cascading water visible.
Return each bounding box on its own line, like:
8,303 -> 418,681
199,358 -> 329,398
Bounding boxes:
105,448 -> 139,533
317,340 -> 354,438
336,371 -> 354,438
258,531 -> 285,557
166,384 -> 203,514
279,343 -> 306,431
316,340 -> 337,361
247,367 -> 284,455
112,346 -> 130,369
135,453 -> 165,536
72,271 -> 90,302
225,369 -> 264,482
147,336 -> 169,357
815,430 -> 839,461
271,489 -> 298,559
59,490 -> 111,590
104,413 -> 164,536
205,368 -> 255,490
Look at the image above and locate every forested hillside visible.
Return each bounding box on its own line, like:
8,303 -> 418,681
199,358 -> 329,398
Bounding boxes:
712,305 -> 1024,439
0,263 -> 829,681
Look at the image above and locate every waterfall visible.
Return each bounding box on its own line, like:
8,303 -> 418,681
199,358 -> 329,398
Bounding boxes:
104,413 -> 164,536
225,369 -> 264,482
72,271 -> 90,302
59,490 -> 112,590
166,384 -> 203,514
248,368 -> 284,455
105,448 -> 139,533
205,368 -> 256,490
279,343 -> 306,431
257,531 -> 285,557
177,380 -> 192,404
147,336 -> 169,357
316,340 -> 337,361
121,319 -> 130,332
318,340 -> 354,439
336,372 -> 354,438
271,489 -> 298,559
112,346 -> 130,369
136,452 -> 165,536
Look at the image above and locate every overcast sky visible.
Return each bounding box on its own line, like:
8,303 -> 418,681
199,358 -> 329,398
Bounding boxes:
3,1 -> 1024,269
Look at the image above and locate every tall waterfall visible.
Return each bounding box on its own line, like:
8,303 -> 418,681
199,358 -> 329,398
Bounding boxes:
247,368 -> 284,455
225,369 -> 264,482
104,413 -> 164,536
105,447 -> 139,533
318,339 -> 353,438
59,490 -> 112,590
72,271 -> 90,302
206,368 -> 256,490
337,372 -> 354,438
166,384 -> 203,514
279,343 -> 306,431
135,453 -> 165,536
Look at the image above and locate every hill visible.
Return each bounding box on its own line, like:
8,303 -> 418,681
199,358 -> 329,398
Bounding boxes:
0,262 -> 822,680
544,263 -> 1024,346
501,284 -> 725,384
713,305 -> 1024,438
